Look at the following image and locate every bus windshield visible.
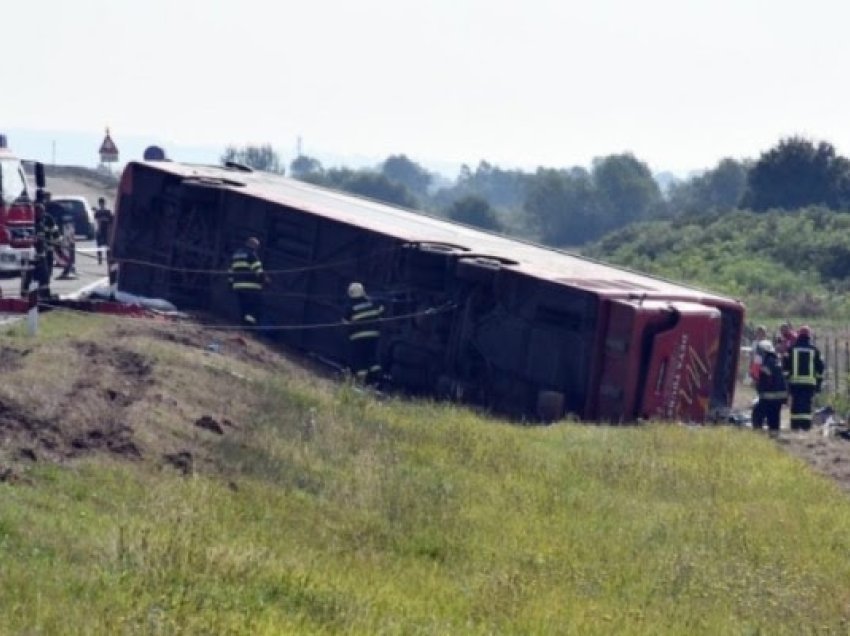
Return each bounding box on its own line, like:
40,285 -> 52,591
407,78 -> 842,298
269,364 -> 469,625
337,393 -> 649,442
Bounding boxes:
0,158 -> 29,205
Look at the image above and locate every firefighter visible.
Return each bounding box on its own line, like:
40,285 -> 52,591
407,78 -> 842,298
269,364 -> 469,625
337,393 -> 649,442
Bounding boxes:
93,197 -> 113,265
53,198 -> 77,280
777,322 -> 797,358
343,282 -> 385,384
41,207 -> 60,286
24,204 -> 52,299
782,325 -> 824,431
228,237 -> 266,326
751,340 -> 788,433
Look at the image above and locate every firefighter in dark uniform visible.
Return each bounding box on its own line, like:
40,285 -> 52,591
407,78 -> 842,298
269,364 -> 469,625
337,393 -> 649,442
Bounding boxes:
343,282 -> 385,384
782,325 -> 823,431
751,340 -> 788,433
228,237 -> 266,325
42,208 -> 60,280
93,197 -> 113,265
24,204 -> 52,299
35,190 -> 59,283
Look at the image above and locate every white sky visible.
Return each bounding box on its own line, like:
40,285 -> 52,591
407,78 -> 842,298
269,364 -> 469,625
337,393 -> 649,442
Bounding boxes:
6,0 -> 850,174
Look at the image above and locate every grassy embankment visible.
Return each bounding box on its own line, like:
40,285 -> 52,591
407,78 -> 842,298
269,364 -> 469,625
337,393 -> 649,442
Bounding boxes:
1,313 -> 850,634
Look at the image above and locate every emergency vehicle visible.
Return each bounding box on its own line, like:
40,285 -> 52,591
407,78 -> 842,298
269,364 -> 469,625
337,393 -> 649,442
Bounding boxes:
0,134 -> 43,272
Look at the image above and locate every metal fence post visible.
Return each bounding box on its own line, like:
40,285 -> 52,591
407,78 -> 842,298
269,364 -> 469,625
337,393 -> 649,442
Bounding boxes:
23,256 -> 38,337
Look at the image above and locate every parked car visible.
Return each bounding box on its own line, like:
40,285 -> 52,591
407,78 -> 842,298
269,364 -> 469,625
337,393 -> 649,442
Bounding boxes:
48,196 -> 96,239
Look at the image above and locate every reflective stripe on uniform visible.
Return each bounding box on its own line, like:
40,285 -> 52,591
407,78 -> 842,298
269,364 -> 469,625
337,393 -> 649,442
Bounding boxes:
350,330 -> 380,340
789,349 -> 817,386
231,259 -> 261,267
351,307 -> 384,321
229,249 -> 264,291
760,391 -> 788,400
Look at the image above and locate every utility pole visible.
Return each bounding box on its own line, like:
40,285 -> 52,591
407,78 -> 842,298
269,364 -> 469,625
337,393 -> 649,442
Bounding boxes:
51,140 -> 56,165
296,136 -> 302,158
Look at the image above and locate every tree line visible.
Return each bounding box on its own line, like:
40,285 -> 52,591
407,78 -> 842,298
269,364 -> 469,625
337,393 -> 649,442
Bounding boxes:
222,136 -> 850,248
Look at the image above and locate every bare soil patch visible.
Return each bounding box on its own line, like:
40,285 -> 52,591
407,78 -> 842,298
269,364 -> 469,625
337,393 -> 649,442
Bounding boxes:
776,430 -> 850,492
0,313 -> 342,484
0,340 -> 155,467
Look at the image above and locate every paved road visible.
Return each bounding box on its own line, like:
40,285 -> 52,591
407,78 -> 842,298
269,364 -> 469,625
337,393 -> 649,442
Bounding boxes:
1,239 -> 109,301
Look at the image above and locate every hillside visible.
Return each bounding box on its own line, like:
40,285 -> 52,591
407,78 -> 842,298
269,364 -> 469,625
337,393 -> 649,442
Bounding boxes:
1,311 -> 850,633
584,207 -> 850,320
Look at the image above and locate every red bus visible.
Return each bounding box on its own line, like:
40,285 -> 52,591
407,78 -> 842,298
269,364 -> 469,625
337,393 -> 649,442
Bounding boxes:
113,159 -> 744,422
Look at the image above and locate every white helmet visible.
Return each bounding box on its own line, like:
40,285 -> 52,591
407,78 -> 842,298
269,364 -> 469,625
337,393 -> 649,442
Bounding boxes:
758,339 -> 775,355
347,282 -> 365,299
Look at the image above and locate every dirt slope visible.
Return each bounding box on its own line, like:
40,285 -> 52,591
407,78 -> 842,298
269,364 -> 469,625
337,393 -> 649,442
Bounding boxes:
0,316 -> 328,482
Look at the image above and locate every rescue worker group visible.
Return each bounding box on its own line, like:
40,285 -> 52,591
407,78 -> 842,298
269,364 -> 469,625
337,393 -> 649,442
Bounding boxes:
25,192 -> 113,297
749,323 -> 825,433
228,236 -> 384,384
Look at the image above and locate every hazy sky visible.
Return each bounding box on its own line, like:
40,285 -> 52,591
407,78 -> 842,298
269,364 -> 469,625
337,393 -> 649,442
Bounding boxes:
6,0 -> 850,174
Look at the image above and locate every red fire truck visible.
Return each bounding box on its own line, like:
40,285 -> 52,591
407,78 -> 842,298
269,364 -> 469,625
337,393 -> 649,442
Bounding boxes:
0,134 -> 45,272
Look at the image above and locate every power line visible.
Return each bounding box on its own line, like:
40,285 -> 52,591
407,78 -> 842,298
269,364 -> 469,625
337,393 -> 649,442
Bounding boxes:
36,300 -> 456,332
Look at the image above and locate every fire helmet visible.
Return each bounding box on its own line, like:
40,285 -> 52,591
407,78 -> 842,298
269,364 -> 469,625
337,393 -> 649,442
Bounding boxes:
347,282 -> 365,298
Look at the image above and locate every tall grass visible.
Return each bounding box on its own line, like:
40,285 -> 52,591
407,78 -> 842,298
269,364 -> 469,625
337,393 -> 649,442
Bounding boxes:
1,316 -> 850,633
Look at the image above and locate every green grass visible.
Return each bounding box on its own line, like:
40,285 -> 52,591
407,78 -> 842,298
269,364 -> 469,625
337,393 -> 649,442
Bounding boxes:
2,315 -> 850,633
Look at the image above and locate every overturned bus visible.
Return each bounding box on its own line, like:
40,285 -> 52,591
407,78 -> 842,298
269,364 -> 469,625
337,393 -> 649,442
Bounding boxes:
111,160 -> 744,422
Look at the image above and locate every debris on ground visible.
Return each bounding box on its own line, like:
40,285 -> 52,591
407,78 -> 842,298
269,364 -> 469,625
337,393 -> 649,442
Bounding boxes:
84,286 -> 180,313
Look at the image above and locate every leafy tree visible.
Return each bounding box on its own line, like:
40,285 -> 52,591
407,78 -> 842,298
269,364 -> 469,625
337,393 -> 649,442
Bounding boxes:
290,154 -> 324,179
380,155 -> 432,196
455,161 -> 528,209
524,167 -> 604,246
592,153 -> 666,225
221,144 -> 283,173
743,136 -> 850,211
330,170 -> 419,209
668,158 -> 747,215
446,195 -> 501,231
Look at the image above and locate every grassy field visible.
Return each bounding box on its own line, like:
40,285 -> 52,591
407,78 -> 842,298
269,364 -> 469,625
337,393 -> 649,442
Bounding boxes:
1,313 -> 850,634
